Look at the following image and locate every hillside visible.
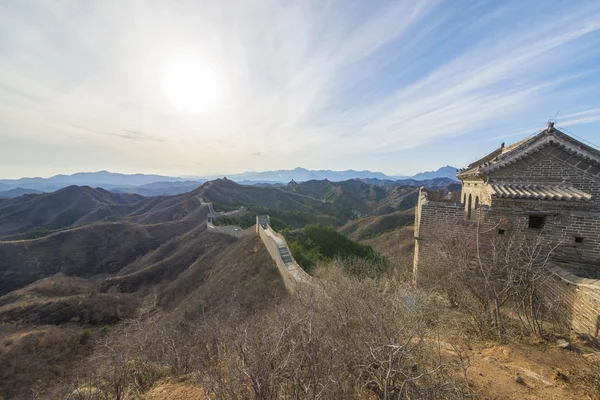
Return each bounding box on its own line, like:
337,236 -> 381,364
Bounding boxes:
339,209 -> 415,240
1,177 -> 599,400
195,178 -> 356,227
0,188 -> 44,198
111,180 -> 205,196
282,178 -> 421,216
0,187 -> 287,397
0,186 -> 146,237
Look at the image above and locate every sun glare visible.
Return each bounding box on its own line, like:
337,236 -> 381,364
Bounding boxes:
162,54 -> 222,114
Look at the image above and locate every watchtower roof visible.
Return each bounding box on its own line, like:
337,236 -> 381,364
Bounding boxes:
457,122 -> 600,180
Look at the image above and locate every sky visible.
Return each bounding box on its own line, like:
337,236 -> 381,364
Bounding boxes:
1,0 -> 600,179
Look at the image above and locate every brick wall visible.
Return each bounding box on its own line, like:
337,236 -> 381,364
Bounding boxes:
258,224 -> 297,294
257,223 -> 311,294
413,189 -> 600,336
544,265 -> 600,336
486,199 -> 600,270
489,145 -> 600,209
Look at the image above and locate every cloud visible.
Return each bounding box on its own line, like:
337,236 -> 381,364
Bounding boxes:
0,0 -> 599,177
120,130 -> 166,142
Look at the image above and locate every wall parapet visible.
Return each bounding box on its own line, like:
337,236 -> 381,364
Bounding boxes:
206,219 -> 250,238
256,217 -> 311,294
545,263 -> 600,337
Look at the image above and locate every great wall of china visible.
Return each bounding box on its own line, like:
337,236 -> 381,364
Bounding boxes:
201,199 -> 311,294
255,215 -> 312,294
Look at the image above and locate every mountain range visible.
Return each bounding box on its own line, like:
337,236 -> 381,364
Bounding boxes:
0,175 -> 459,395
411,165 -> 458,181
0,166 -> 457,197
204,167 -> 402,183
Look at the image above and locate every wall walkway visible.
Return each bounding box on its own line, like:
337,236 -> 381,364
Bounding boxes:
257,219 -> 312,294
201,203 -> 311,294
201,198 -> 249,238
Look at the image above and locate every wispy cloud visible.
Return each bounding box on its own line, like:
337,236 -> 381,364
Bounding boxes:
0,0 -> 599,177
559,108 -> 600,127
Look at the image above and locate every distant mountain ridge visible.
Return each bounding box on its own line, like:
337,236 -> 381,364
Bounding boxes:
206,167 -> 394,183
412,165 -> 458,181
0,171 -> 186,193
0,188 -> 44,198
0,167 -> 458,194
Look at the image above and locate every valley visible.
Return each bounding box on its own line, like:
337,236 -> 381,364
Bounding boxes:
0,175 -> 598,399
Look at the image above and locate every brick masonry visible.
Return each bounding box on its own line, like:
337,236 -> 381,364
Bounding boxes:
413,130 -> 600,336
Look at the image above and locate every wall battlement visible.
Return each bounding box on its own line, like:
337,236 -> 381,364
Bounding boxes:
256,215 -> 311,294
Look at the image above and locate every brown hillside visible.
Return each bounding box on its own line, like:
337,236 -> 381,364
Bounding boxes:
0,186 -> 208,240
98,227 -> 287,317
194,178 -> 354,225
0,274 -> 94,307
284,178 -> 387,213
0,326 -> 92,399
373,186 -> 419,215
283,178 -> 420,215
0,219 -> 200,295
0,292 -> 140,325
160,234 -> 287,318
0,185 -> 148,237
339,209 -> 414,240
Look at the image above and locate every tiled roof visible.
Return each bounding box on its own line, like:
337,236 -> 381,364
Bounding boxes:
488,184 -> 592,201
457,124 -> 600,179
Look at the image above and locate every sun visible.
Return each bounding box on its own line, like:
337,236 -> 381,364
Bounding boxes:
162,54 -> 223,114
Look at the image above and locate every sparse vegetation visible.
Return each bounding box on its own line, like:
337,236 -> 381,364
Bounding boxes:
283,224 -> 386,274
211,203 -> 343,229
54,267 -> 472,399
1,179 -> 599,399
420,223 -> 563,340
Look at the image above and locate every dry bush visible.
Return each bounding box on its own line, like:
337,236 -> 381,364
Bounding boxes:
63,266 -> 471,400
0,326 -> 91,399
419,222 -> 561,340
0,293 -> 140,325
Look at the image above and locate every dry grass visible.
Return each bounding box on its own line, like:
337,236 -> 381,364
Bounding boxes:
0,293 -> 140,325
0,325 -> 93,399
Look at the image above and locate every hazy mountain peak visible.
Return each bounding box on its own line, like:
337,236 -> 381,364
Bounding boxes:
411,166 -> 458,181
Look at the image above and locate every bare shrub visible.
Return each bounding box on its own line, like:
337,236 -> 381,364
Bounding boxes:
64,265 -> 470,399
419,221 -> 560,340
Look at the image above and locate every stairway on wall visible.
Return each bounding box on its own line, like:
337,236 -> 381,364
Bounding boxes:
279,247 -> 293,265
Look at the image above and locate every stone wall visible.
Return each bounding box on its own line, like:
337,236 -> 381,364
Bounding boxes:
413,188 -> 479,285
257,222 -> 311,294
413,188 -> 600,336
488,199 -> 600,271
206,219 -> 249,238
544,264 -> 600,337
258,225 -> 297,294
461,178 -> 491,218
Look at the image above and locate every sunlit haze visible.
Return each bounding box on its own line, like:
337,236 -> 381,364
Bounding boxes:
1,0 -> 600,179
162,54 -> 224,114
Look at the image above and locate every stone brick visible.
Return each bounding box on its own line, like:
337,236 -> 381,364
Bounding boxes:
414,132 -> 600,337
